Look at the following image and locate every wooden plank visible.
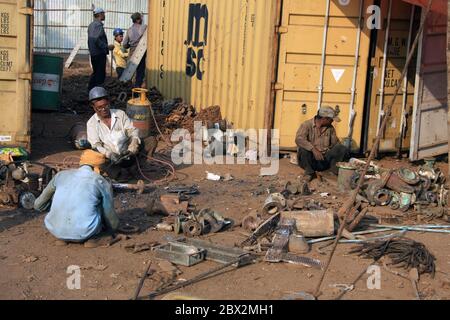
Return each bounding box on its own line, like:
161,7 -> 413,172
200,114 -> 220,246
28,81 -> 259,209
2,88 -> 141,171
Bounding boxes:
119,29 -> 148,82
65,37 -> 84,69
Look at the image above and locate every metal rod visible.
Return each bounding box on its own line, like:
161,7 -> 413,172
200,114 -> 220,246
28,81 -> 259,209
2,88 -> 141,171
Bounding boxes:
133,262 -> 152,300
317,0 -> 331,109
313,0 -> 435,299
347,0 -> 365,141
147,259 -> 240,300
370,224 -> 450,234
375,0 -> 393,139
397,5 -> 416,159
308,228 -> 396,244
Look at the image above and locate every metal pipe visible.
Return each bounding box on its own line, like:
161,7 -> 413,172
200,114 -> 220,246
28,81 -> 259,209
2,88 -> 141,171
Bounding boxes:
371,224 -> 450,233
397,5 -> 416,158
317,0 -> 331,109
375,0 -> 393,138
308,228 -> 395,244
346,0 -> 365,142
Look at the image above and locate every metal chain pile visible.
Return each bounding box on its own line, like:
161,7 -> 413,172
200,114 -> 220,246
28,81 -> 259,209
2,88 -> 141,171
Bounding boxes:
349,238 -> 436,277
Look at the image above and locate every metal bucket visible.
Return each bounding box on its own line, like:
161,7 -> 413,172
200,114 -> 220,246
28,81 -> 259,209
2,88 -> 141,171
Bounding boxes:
337,162 -> 357,192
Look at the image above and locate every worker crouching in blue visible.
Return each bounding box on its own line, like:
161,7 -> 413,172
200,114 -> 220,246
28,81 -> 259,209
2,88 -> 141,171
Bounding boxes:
34,150 -> 119,246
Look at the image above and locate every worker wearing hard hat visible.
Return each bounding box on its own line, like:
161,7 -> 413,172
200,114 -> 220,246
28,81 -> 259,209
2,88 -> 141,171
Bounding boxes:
87,7 -> 108,91
34,150 -> 119,247
123,12 -> 147,88
112,28 -> 129,78
295,106 -> 349,182
86,87 -> 157,180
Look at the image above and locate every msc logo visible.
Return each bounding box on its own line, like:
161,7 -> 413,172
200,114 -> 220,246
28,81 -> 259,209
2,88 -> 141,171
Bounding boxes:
184,3 -> 209,80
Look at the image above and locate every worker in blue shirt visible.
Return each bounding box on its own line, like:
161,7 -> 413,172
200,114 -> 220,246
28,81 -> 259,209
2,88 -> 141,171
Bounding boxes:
87,7 -> 109,91
34,150 -> 119,246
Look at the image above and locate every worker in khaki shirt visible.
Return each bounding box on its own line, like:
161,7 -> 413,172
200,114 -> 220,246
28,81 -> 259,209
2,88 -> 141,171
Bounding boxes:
112,28 -> 129,78
295,106 -> 349,182
86,87 -> 157,181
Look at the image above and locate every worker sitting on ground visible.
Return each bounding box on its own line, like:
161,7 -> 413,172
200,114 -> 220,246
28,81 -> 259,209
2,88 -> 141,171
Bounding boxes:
33,150 -> 119,247
296,106 -> 349,182
86,87 -> 156,181
112,28 -> 129,78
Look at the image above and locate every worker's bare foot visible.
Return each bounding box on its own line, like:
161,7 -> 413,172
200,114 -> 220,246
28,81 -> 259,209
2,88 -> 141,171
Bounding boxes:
84,235 -> 113,248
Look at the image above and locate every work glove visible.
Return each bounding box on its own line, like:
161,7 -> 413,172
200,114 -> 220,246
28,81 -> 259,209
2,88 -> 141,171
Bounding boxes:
127,138 -> 140,155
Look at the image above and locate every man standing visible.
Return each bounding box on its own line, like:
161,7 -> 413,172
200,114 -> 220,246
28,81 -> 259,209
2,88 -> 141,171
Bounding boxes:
88,7 -> 108,91
34,150 -> 119,245
123,12 -> 147,88
296,106 -> 349,182
86,87 -> 157,180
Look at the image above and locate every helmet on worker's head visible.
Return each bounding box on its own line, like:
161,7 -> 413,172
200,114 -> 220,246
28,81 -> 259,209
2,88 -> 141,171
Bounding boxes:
113,28 -> 124,37
93,7 -> 105,15
89,87 -> 109,102
131,12 -> 143,23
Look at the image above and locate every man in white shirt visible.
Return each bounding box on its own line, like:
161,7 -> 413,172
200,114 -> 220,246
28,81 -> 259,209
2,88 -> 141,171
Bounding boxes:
86,87 -> 156,180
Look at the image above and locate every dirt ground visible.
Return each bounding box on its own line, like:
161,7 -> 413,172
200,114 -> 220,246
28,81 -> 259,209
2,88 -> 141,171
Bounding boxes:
1,57 -> 449,300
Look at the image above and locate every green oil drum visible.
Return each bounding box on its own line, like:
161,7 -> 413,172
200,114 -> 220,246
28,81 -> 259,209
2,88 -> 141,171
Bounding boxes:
127,88 -> 152,139
32,54 -> 64,111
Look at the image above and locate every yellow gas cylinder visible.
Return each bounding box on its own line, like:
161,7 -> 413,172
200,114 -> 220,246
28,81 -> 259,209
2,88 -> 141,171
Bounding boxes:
127,88 -> 152,139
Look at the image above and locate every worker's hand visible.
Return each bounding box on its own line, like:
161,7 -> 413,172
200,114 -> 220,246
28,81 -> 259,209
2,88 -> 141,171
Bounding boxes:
109,152 -> 121,164
127,139 -> 140,155
312,148 -> 325,161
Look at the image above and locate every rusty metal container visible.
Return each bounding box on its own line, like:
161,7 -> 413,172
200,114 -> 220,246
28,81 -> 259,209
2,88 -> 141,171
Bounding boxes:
337,162 -> 357,192
0,1 -> 33,151
281,209 -> 335,238
127,88 -> 152,139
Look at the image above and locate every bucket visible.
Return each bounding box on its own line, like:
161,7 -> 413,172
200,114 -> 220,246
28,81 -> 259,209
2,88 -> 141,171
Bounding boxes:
32,54 -> 64,111
127,88 -> 152,139
337,162 -> 357,192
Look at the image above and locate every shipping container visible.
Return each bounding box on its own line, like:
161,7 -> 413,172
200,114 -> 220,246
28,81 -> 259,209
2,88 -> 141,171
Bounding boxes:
147,0 -> 278,131
147,0 -> 448,157
410,6 -> 448,160
0,0 -> 33,151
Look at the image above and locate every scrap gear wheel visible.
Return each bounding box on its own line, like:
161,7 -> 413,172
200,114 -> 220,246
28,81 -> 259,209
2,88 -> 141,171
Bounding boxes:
182,220 -> 203,237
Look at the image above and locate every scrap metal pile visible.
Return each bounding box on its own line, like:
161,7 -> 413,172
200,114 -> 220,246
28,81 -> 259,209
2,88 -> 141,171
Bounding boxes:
0,155 -> 56,210
340,158 -> 448,216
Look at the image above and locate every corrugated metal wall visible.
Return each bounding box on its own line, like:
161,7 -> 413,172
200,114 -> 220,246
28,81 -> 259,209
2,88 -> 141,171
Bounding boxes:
147,0 -> 278,131
34,0 -> 148,53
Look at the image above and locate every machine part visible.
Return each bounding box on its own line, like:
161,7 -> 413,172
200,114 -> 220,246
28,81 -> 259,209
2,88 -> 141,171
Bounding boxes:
419,176 -> 432,191
19,192 -> 36,210
166,185 -> 199,195
281,210 -> 335,237
398,168 -> 420,185
242,212 -> 263,232
399,193 -> 415,212
385,172 -> 416,194
182,238 -> 254,267
364,180 -> 385,205
265,218 -> 296,263
182,220 -> 203,237
263,193 -> 286,215
288,234 -> 310,254
424,191 -> 437,204
154,242 -> 206,267
240,213 -> 281,247
350,171 -> 361,190
390,193 -> 401,210
174,216 -> 185,235
11,168 -> 26,181
156,223 -> 174,232
281,253 -> 323,269
117,224 -> 140,234
373,189 -> 392,206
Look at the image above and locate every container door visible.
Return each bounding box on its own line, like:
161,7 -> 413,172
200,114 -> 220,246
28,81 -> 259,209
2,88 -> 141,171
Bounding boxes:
409,8 -> 448,161
274,0 -> 373,150
365,0 -> 418,153
0,0 -> 33,150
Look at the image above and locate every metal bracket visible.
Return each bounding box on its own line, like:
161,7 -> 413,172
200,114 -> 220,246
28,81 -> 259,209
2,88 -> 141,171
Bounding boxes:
272,82 -> 284,91
276,26 -> 288,34
19,72 -> 32,81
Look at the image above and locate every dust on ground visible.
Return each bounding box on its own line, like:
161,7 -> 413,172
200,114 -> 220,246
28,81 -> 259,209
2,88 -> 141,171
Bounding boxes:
1,57 -> 449,300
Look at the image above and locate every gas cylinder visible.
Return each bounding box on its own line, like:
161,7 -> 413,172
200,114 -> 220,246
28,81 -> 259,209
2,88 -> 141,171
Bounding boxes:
126,88 -> 152,139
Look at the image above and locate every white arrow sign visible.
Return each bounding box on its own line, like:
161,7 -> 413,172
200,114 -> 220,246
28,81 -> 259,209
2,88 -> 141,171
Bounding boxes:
331,69 -> 345,83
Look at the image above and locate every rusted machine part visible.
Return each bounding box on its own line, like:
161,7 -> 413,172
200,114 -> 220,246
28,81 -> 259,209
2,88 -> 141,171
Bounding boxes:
337,162 -> 358,192
19,192 -> 36,210
419,176 -> 432,191
424,191 -> 438,204
390,193 -> 401,210
263,193 -> 286,215
0,170 -> 19,206
242,212 -> 263,232
397,168 -> 421,185
347,207 -> 370,232
182,220 -> 203,237
373,189 -> 392,206
112,180 -> 150,194
385,171 -> 416,194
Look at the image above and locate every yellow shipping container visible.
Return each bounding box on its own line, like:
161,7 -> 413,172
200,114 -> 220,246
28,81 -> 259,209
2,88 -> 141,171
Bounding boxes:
147,0 -> 279,131
0,0 -> 33,151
